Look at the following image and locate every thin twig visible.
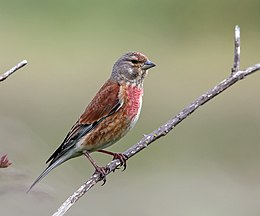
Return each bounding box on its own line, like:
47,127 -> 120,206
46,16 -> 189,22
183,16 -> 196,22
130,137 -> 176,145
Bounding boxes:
53,26 -> 260,216
0,60 -> 27,82
0,60 -> 27,168
232,25 -> 240,73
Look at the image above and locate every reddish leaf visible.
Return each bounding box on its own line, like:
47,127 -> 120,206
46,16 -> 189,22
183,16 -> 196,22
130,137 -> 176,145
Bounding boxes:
0,154 -> 12,168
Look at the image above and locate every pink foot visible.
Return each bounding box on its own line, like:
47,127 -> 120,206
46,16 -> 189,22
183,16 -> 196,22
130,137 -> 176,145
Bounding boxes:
94,166 -> 109,186
112,153 -> 128,171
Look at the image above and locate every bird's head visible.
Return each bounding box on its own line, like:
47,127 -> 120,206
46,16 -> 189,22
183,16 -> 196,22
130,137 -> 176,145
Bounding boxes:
111,52 -> 156,87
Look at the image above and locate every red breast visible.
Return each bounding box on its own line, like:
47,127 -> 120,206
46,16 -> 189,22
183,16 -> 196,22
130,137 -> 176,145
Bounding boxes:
79,81 -> 143,152
122,82 -> 143,127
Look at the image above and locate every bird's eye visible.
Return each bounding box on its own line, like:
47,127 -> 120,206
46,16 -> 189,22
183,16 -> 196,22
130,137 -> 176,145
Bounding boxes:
130,60 -> 139,64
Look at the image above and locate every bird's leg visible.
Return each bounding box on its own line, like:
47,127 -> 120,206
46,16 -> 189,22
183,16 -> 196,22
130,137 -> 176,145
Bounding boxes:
83,151 -> 109,185
97,149 -> 128,171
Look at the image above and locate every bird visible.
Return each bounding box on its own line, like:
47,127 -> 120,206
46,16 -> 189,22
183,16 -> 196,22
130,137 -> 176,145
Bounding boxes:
27,51 -> 156,192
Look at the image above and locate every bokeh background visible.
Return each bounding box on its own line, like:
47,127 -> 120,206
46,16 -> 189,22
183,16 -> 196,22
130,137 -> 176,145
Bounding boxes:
0,1 -> 260,215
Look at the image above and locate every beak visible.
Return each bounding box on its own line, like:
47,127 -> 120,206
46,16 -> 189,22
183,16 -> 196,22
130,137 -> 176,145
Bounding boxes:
142,60 -> 156,70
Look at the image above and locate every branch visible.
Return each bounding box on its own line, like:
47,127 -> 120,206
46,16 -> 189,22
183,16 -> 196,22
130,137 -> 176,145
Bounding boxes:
232,25 -> 240,74
0,60 -> 27,82
53,26 -> 260,216
0,60 -> 27,168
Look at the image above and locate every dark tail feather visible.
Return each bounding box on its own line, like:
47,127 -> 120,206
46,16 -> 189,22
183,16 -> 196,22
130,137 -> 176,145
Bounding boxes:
27,154 -> 69,193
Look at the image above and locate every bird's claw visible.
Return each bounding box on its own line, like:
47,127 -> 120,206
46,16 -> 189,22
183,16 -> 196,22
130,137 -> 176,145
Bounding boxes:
94,166 -> 109,186
112,153 -> 128,171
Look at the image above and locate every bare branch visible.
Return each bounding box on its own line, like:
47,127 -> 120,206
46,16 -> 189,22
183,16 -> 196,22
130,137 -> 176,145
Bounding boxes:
53,63 -> 260,216
0,60 -> 27,169
53,27 -> 260,216
232,25 -> 240,73
0,60 -> 27,168
0,60 -> 27,82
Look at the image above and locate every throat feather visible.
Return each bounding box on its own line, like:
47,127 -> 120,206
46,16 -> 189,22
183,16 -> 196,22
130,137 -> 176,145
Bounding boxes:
125,85 -> 143,119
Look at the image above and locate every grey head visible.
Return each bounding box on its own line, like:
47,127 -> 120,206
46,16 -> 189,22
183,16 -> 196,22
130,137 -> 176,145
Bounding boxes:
110,51 -> 156,87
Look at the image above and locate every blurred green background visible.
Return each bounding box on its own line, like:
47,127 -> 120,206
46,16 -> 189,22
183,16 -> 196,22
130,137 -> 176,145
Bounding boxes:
0,0 -> 260,215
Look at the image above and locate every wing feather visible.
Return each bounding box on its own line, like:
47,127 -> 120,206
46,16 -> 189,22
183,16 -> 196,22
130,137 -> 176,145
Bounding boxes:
46,80 -> 122,164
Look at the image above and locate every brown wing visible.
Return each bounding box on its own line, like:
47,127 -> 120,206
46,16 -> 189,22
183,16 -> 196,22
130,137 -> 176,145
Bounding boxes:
79,80 -> 122,124
46,80 -> 122,164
